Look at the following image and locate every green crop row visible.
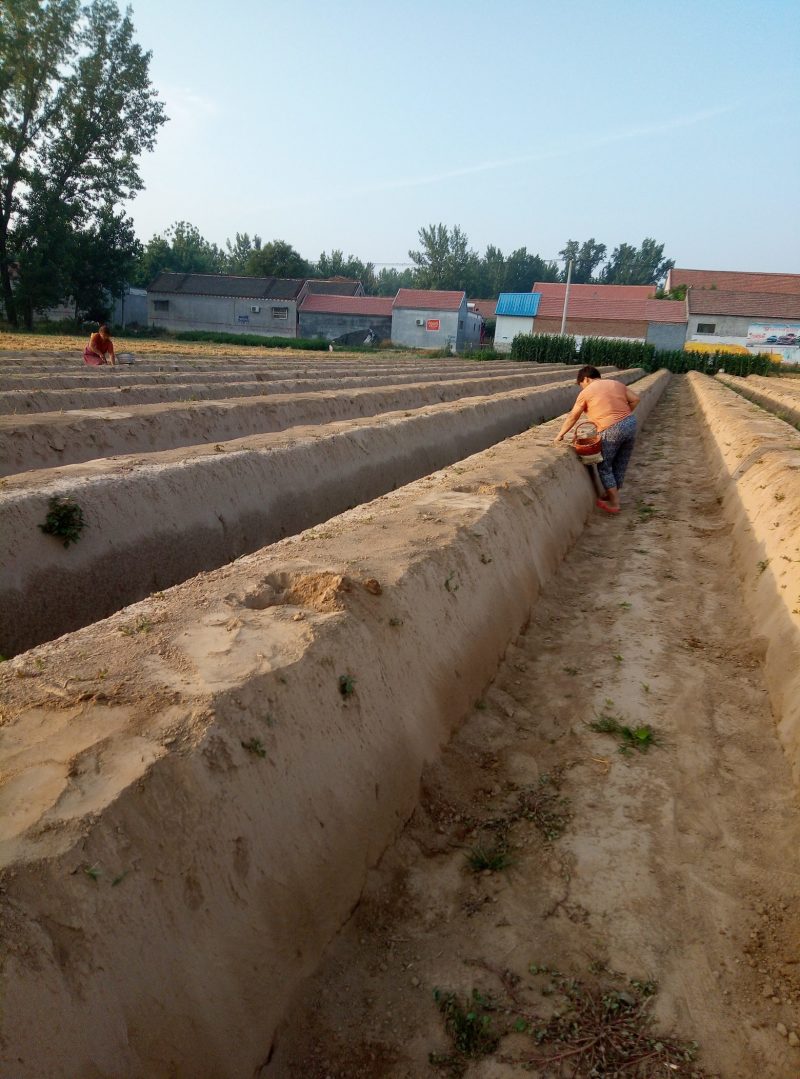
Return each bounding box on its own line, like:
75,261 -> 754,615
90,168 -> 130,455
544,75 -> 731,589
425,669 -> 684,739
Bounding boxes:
510,332 -> 775,377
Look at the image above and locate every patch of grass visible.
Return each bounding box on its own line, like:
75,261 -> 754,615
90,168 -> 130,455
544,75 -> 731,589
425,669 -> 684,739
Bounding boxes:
514,775 -> 572,841
39,496 -> 86,547
241,738 -> 267,758
612,653 -> 623,663
455,961 -> 708,1075
590,713 -> 661,754
618,601 -> 632,610
338,673 -> 355,697
466,841 -> 513,873
635,499 -> 657,522
431,988 -> 501,1068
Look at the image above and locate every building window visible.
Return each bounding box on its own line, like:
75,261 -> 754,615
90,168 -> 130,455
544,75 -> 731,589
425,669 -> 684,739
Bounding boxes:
696,322 -> 716,334
153,299 -> 169,311
271,306 -> 289,320
459,320 -> 463,328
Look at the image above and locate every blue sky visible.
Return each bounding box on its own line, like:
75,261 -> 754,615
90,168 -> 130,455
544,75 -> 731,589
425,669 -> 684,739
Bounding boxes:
127,0 -> 800,274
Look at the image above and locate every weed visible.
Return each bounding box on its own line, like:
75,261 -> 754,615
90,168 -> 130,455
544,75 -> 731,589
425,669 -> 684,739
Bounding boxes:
757,559 -> 770,575
444,571 -> 459,593
431,988 -> 500,1065
338,674 -> 355,697
111,870 -> 131,887
241,738 -> 267,758
514,776 -> 572,840
474,699 -> 487,710
613,653 -> 623,663
590,713 -> 661,754
641,682 -> 650,693
466,841 -> 513,873
618,601 -> 632,610
635,500 -> 657,522
388,617 -> 404,627
479,553 -> 493,564
0,654 -> 5,662
775,492 -> 785,502
83,864 -> 102,882
563,665 -> 578,676
39,496 -> 86,547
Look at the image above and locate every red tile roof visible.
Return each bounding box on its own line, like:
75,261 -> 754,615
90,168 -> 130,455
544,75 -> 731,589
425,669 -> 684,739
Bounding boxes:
644,299 -> 687,323
533,282 -> 656,300
669,268 -> 800,296
528,282 -> 684,325
687,290 -> 800,320
393,288 -> 465,311
469,298 -> 497,318
299,294 -> 393,317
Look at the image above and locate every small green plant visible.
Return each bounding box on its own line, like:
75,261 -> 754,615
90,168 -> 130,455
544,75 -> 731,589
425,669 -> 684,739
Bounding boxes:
618,601 -> 632,610
431,988 -> 501,1060
241,738 -> 266,758
757,559 -> 770,575
612,653 -> 623,663
444,571 -> 459,593
338,673 -> 355,696
39,496 -> 86,547
388,617 -> 404,627
466,841 -> 513,873
563,665 -> 578,676
83,864 -> 102,881
635,500 -> 657,522
590,713 -> 661,754
474,699 -> 487,710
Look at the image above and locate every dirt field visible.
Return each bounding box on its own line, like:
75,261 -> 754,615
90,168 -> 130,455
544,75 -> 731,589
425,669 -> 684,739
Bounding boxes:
1,350 -> 799,1078
270,380 -> 800,1078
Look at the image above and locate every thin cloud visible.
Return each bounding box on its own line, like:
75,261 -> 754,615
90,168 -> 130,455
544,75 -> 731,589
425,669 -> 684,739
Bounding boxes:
263,105 -> 732,210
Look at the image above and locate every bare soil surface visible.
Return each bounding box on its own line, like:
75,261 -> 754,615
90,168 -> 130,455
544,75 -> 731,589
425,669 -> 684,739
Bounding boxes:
270,379 -> 800,1078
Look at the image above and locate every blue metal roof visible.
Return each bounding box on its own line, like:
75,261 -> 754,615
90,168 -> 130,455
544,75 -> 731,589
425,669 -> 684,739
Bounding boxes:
495,292 -> 541,317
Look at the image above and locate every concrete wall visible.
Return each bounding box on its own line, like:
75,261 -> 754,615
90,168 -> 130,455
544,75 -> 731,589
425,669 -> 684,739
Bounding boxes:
113,288 -> 148,328
392,301 -> 465,351
495,314 -> 534,352
298,312 -> 393,342
646,321 -> 687,352
459,311 -> 483,351
686,313 -> 753,342
148,292 -> 298,338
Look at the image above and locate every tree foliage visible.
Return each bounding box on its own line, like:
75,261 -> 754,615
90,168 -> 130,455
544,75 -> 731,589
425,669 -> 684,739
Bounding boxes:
133,221 -> 225,285
245,239 -> 310,279
558,238 -> 607,284
600,238 -> 674,286
0,0 -> 166,325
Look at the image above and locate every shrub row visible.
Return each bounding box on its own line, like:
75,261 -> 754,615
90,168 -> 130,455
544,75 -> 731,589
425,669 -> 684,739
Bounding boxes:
510,332 -> 774,377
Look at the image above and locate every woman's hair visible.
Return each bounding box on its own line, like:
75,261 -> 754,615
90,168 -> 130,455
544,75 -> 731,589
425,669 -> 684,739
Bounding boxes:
576,365 -> 601,383
98,323 -> 109,333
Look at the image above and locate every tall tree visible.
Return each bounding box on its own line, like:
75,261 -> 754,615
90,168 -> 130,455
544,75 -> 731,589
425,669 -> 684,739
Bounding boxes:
70,207 -> 142,320
133,221 -> 225,285
245,239 -> 310,279
225,231 -> 261,274
601,238 -> 674,286
316,249 -> 376,293
374,266 -> 415,296
558,238 -> 607,284
409,223 -> 479,292
504,248 -> 559,293
0,0 -> 166,325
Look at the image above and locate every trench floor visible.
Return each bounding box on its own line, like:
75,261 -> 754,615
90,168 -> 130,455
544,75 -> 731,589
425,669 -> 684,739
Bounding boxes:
271,379 -> 800,1079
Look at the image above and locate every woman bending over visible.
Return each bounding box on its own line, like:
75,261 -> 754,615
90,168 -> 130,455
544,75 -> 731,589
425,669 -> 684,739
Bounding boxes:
554,365 -> 640,515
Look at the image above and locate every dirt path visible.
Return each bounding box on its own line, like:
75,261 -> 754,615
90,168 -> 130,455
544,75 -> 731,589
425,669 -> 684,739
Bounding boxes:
269,379 -> 800,1078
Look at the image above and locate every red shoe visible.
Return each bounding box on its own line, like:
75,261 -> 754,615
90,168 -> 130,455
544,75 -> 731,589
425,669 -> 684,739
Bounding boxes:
596,499 -> 620,515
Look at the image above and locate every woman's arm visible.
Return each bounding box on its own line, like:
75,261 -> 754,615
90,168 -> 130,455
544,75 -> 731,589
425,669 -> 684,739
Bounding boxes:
554,397 -> 586,442
625,386 -> 640,410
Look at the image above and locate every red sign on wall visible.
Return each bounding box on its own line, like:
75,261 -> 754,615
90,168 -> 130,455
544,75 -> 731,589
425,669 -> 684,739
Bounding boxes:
426,319 -> 440,331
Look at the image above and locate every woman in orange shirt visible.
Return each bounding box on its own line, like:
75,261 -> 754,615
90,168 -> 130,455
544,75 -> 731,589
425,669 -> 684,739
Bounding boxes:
83,323 -> 116,366
555,365 -> 640,515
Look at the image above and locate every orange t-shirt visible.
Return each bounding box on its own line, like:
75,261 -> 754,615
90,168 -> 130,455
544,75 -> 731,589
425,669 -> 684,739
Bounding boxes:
575,379 -> 631,433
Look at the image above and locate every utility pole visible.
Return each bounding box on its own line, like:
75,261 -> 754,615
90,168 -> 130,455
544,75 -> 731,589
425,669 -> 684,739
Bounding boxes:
560,258 -> 573,336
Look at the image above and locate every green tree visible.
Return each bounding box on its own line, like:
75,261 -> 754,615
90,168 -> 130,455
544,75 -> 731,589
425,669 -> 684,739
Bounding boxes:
245,239 -> 310,279
133,221 -> 225,285
70,207 -> 142,320
409,223 -> 480,292
558,238 -> 607,283
315,249 -> 376,293
504,248 -> 559,293
0,0 -> 166,326
374,266 -> 415,296
224,232 -> 261,274
601,238 -> 674,286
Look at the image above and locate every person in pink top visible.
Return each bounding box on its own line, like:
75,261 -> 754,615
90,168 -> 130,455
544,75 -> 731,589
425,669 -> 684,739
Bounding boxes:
554,365 -> 640,514
83,323 -> 116,366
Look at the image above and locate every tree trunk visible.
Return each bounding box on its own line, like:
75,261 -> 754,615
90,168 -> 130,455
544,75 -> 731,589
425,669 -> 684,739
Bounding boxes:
0,248 -> 19,328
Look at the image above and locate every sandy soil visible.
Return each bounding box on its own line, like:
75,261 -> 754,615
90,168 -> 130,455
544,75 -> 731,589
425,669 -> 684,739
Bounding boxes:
269,378 -> 800,1079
